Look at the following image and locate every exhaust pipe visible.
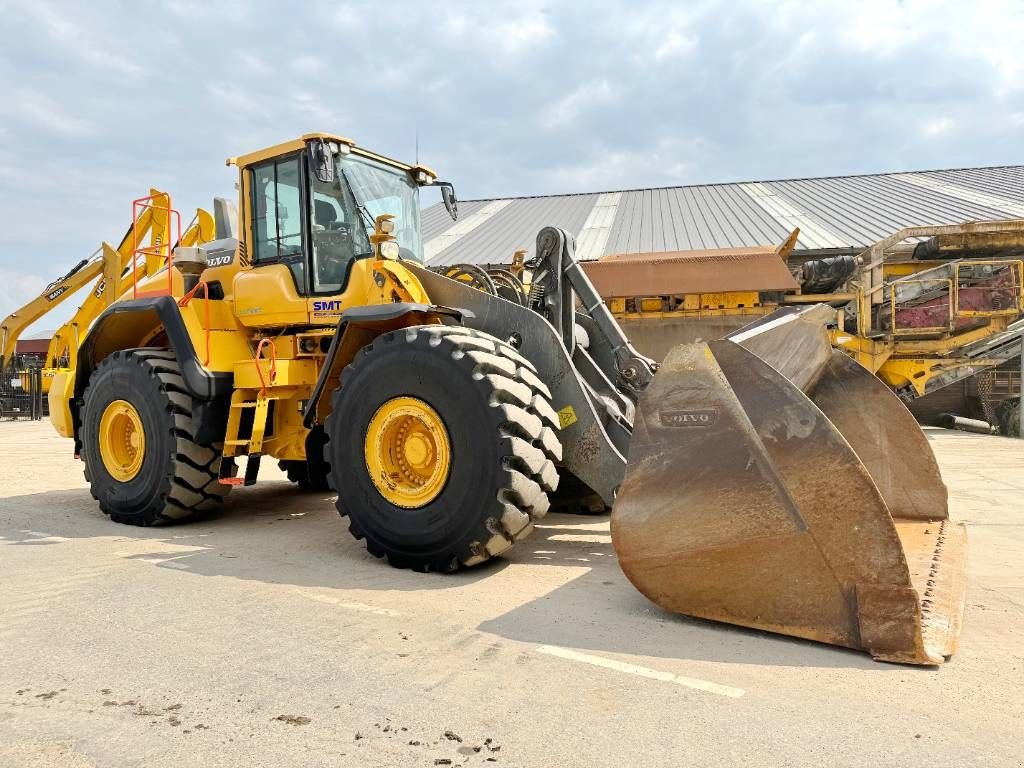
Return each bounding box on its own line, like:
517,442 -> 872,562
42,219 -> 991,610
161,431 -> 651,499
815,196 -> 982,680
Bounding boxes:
937,413 -> 997,435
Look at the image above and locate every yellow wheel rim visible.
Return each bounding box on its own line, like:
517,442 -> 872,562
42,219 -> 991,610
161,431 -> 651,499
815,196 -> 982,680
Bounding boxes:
98,399 -> 146,482
364,396 -> 451,508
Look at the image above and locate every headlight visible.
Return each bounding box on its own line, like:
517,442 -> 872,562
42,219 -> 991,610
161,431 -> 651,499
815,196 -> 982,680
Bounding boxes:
380,241 -> 400,260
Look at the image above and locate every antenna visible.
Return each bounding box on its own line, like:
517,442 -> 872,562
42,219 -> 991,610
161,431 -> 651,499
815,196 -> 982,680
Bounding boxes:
415,129 -> 419,165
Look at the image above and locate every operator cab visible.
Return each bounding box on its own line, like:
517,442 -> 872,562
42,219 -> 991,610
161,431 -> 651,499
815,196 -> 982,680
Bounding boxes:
227,134 -> 456,303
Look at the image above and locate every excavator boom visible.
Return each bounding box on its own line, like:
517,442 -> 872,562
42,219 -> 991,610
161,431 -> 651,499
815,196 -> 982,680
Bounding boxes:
1,257 -> 104,370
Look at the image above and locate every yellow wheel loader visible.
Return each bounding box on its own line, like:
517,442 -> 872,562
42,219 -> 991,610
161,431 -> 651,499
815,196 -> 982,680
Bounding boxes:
2,133 -> 967,664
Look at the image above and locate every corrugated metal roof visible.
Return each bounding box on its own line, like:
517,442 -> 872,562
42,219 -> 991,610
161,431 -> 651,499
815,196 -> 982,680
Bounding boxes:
923,167 -> 1024,200
427,193 -> 599,267
421,198 -> 488,243
422,165 -> 1024,266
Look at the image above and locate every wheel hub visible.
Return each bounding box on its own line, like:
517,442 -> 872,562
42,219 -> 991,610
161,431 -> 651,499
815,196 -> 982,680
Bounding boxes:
98,399 -> 146,482
365,397 -> 451,508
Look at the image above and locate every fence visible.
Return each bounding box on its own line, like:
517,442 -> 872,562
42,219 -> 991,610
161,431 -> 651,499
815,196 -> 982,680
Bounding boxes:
0,366 -> 47,421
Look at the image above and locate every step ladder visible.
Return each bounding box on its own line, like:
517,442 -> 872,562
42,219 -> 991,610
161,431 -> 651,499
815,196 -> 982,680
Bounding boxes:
219,339 -> 281,486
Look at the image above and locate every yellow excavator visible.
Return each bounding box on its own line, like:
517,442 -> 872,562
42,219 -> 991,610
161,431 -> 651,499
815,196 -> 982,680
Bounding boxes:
1,200 -> 214,394
0,133 -> 967,665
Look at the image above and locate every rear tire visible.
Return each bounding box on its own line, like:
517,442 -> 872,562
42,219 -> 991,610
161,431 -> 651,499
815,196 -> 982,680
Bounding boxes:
549,469 -> 610,515
80,348 -> 230,526
279,426 -> 332,491
326,325 -> 562,572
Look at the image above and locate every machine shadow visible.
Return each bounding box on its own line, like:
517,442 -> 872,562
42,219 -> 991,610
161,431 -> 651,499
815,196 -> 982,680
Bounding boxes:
0,483 -> 516,593
1,484 -> 909,671
477,523 -> 908,672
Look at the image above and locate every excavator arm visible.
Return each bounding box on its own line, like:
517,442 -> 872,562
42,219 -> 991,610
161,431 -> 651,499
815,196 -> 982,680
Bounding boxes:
1,195 -> 214,372
1,256 -> 105,370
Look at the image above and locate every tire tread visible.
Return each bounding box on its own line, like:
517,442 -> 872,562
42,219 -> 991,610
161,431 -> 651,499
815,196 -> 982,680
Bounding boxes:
327,324 -> 562,570
81,348 -> 229,526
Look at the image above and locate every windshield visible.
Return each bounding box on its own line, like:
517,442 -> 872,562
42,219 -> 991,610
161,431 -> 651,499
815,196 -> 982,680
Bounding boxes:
309,152 -> 422,294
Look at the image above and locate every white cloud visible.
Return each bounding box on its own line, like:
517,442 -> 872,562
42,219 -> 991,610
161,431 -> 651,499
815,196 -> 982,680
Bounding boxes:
543,80 -> 620,130
922,116 -> 956,138
621,7 -> 699,63
12,0 -> 144,76
207,83 -> 265,116
828,0 -> 928,58
291,92 -> 347,128
2,89 -> 94,138
0,267 -> 48,323
291,55 -> 324,75
333,4 -> 359,28
491,10 -> 554,54
442,5 -> 554,56
653,28 -> 698,61
164,0 -> 208,17
539,136 -> 702,193
238,52 -> 272,75
776,0 -> 1024,92
164,0 -> 250,20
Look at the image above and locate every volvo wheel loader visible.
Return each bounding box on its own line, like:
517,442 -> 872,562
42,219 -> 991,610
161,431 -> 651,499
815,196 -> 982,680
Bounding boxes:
1,133 -> 967,665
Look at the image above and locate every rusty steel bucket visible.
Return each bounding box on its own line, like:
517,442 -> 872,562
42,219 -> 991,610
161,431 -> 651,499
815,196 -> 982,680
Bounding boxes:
612,305 -> 968,665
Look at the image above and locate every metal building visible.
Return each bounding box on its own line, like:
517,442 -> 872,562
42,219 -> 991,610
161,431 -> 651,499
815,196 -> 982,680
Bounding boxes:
422,165 -> 1024,268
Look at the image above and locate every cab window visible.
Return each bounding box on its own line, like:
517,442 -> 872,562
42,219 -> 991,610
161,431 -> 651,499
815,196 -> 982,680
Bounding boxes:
251,156 -> 305,289
309,173 -> 372,294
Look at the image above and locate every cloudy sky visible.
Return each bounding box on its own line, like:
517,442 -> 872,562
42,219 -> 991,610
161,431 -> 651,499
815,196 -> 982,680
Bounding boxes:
1,0 -> 1022,326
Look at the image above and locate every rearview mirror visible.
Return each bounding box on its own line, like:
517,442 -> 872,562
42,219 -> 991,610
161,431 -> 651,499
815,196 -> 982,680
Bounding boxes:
429,181 -> 459,221
308,139 -> 335,184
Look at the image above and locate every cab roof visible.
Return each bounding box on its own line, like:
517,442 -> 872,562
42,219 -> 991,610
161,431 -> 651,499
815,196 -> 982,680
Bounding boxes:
226,132 -> 437,181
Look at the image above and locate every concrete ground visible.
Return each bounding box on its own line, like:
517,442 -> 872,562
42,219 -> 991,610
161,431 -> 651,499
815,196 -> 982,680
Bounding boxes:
0,421 -> 1021,768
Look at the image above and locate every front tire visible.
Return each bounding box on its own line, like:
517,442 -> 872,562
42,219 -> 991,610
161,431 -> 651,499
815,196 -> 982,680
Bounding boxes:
326,325 -> 562,572
81,348 -> 230,526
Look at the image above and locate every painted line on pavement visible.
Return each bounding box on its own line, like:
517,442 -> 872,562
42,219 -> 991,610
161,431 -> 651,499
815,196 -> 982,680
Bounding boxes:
536,645 -> 745,698
546,533 -> 613,544
18,530 -> 69,541
298,591 -> 401,617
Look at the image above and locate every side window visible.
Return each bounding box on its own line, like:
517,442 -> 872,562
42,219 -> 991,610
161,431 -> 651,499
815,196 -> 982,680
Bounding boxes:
251,156 -> 305,289
310,190 -> 348,293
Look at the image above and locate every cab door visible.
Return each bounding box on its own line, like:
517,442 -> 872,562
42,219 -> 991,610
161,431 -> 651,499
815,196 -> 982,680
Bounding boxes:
233,151 -> 311,327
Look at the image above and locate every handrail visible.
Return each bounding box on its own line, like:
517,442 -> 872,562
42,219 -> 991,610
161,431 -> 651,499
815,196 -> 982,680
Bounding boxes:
254,338 -> 277,397
131,193 -> 181,299
178,280 -> 212,366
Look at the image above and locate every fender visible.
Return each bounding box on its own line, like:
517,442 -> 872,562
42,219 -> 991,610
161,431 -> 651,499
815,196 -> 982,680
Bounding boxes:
302,302 -> 470,428
76,296 -> 232,400
70,297 -> 233,448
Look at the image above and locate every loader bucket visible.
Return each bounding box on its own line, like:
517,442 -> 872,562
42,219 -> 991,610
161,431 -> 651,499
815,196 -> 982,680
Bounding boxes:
611,306 -> 967,665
